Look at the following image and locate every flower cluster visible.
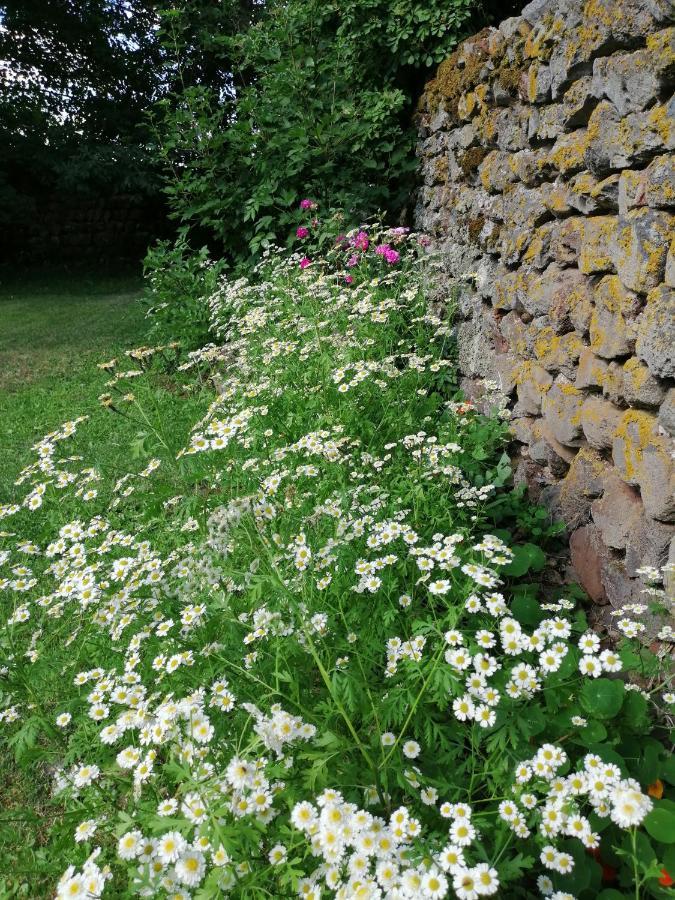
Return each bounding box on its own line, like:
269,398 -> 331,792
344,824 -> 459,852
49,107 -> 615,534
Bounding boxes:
0,224 -> 672,899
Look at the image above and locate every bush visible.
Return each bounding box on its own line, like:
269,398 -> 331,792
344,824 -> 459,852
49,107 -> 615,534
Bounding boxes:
0,213 -> 673,898
143,235 -> 227,347
153,0 -> 482,262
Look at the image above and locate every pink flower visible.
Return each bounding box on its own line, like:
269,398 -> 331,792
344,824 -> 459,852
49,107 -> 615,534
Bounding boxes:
296,226 -> 309,238
300,199 -> 315,210
384,248 -> 400,264
346,254 -> 359,268
374,244 -> 389,256
344,275 -> 354,284
352,231 -> 369,252
299,257 -> 311,269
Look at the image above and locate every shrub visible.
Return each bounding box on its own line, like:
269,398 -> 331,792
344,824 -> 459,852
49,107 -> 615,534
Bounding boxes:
143,235 -> 227,347
0,214 -> 673,898
152,0 -> 482,262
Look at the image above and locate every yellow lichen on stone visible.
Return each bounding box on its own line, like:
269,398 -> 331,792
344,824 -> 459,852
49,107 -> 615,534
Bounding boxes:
580,217 -> 617,274
611,409 -> 657,481
647,105 -> 672,144
646,27 -> 675,67
533,328 -> 584,369
548,129 -> 590,174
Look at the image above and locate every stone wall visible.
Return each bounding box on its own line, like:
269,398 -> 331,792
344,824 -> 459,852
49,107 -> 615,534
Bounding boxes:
415,0 -> 674,621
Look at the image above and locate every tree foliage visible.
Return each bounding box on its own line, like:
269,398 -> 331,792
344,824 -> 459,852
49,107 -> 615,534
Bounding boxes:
153,0 -> 491,261
0,0 -> 166,231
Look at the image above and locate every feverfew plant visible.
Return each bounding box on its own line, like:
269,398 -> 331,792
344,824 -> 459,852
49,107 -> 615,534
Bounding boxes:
0,215 -> 673,898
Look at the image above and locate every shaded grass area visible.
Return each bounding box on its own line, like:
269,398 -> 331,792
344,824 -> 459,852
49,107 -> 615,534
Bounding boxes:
0,272 -> 147,501
0,272 -> 149,895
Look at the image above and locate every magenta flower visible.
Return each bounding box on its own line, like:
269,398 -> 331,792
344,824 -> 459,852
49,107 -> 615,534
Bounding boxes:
384,248 -> 400,264
300,199 -> 315,210
346,254 -> 359,268
299,257 -> 311,269
345,275 -> 354,284
352,231 -> 369,252
374,244 -> 388,256
296,226 -> 309,238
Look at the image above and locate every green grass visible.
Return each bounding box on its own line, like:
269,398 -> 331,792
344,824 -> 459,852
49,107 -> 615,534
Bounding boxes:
0,273 -> 148,501
0,273 -> 149,894
0,273 -> 212,895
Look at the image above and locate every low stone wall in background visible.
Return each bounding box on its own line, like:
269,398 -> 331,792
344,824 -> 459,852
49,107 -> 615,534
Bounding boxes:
415,0 -> 674,626
0,193 -> 166,266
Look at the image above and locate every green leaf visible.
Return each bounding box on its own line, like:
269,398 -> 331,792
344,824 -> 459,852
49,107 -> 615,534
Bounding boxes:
580,678 -> 624,719
645,806 -> 675,844
511,593 -> 545,627
502,542 -> 546,577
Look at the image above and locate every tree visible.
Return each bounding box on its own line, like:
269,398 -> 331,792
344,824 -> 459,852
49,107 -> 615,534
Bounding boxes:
0,1 -> 166,240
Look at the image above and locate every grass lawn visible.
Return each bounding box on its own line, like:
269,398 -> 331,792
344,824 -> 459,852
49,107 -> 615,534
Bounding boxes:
0,273 -> 150,894
0,272 -> 148,501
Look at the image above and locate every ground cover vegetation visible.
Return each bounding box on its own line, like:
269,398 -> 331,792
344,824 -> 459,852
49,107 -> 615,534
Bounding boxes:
0,212 -> 674,899
0,275 -> 148,489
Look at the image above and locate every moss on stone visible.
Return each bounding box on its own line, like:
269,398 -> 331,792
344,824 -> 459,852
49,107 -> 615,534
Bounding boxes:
467,215 -> 486,243
459,146 -> 489,176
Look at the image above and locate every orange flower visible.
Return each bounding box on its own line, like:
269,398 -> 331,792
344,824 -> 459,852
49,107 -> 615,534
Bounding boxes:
648,779 -> 664,799
659,868 -> 674,887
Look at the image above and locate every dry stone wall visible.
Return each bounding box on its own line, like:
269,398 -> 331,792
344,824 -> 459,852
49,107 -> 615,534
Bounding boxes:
415,0 -> 675,621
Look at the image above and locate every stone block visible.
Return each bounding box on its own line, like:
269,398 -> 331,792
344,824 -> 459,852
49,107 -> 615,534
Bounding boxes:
457,305 -> 502,379
581,396 -> 624,449
532,419 -> 577,473
478,151 -> 517,194
665,239 -> 675,287
549,128 -> 590,175
579,216 -> 618,274
501,183 -> 552,228
568,172 -> 620,215
622,356 -> 666,407
515,361 -> 554,415
612,409 -> 675,521
532,327 -> 585,375
556,447 -> 607,528
635,284 -> 675,378
499,311 -> 535,358
522,264 -> 593,326
493,270 -> 526,311
522,222 -> 557,269
614,208 -> 674,293
659,388 -> 675,436
665,537 -> 675,602
488,105 -> 531,152
541,376 -> 585,445
570,524 -> 609,604
526,62 -> 552,104
589,275 -> 642,358
576,347 -> 610,389
550,217 -> 584,265
602,361 -> 626,405
531,104 -> 568,141
624,512 -> 675,575
591,473 -> 642,549
561,76 -> 597,127
591,29 -> 675,116
619,155 -> 675,214
494,352 -> 520,395
586,99 -> 675,175
543,182 -> 572,217
510,148 -> 552,186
